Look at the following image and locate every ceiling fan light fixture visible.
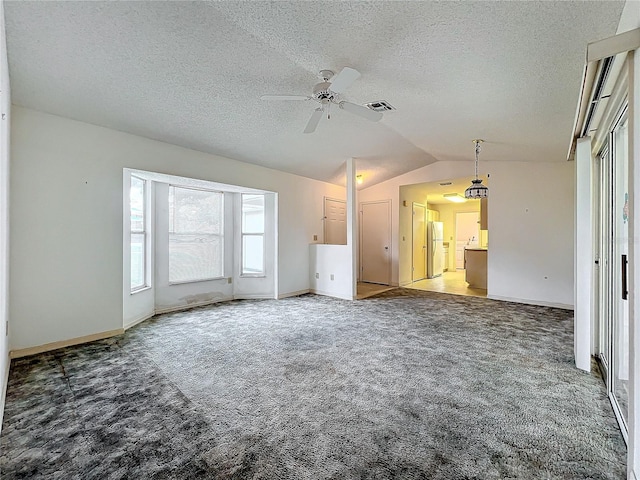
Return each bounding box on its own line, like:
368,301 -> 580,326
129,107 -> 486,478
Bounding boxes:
465,139 -> 489,199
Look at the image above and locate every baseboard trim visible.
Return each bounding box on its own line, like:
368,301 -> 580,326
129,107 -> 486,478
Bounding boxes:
124,312 -> 155,330
233,294 -> 273,300
310,289 -> 354,301
10,328 -> 125,359
154,297 -> 233,315
0,352 -> 10,437
487,294 -> 574,310
277,289 -> 309,299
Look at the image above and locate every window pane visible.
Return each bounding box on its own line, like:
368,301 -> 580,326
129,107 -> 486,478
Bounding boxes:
242,235 -> 264,275
170,187 -> 222,234
242,194 -> 264,233
169,234 -> 223,282
130,176 -> 145,232
131,233 -> 145,289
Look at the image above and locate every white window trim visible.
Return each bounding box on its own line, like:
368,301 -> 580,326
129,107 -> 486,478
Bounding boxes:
130,175 -> 148,293
240,194 -> 266,277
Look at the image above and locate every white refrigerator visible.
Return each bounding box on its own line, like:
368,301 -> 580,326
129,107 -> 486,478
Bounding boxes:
427,221 -> 444,278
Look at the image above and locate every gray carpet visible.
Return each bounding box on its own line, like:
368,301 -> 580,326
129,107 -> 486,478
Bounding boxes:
0,289 -> 626,479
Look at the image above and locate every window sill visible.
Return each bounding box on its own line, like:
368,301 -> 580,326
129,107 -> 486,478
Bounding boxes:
240,274 -> 266,278
130,286 -> 152,295
169,277 -> 225,286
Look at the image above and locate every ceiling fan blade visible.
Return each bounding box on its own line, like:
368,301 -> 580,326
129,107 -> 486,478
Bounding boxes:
304,108 -> 324,134
329,67 -> 361,93
339,101 -> 383,122
260,95 -> 310,101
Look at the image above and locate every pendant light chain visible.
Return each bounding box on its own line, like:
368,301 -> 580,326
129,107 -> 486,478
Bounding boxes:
475,140 -> 480,180
465,139 -> 488,199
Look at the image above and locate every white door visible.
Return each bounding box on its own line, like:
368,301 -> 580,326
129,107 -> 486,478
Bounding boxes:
360,200 -> 391,285
412,203 -> 426,281
323,197 -> 346,245
455,212 -> 480,269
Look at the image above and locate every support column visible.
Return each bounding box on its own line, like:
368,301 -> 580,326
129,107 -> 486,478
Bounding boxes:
346,158 -> 357,300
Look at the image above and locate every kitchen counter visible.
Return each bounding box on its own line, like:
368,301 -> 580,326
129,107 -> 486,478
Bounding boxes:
464,247 -> 487,251
464,248 -> 487,289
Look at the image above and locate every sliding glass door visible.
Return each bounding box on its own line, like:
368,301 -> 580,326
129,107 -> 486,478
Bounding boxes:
596,105 -> 629,441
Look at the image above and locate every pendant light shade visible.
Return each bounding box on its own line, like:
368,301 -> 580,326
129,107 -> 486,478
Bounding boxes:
465,139 -> 488,199
465,179 -> 488,199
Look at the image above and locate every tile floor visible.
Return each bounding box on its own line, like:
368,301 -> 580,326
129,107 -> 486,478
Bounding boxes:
407,270 -> 487,298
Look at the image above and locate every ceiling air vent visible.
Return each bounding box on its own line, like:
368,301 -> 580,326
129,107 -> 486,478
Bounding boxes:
365,100 -> 396,112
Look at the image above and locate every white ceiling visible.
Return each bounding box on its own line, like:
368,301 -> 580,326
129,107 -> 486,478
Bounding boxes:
4,1 -> 624,187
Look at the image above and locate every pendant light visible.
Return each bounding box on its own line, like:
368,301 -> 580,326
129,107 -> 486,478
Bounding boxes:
465,139 -> 488,199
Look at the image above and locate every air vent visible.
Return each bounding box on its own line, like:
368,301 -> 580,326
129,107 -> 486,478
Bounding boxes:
365,100 -> 396,112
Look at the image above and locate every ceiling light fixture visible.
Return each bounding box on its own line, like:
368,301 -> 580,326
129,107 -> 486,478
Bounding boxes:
465,139 -> 488,199
356,175 -> 363,185
443,193 -> 466,203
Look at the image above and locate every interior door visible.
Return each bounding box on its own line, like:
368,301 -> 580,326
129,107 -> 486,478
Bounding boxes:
412,203 -> 426,281
360,200 -> 391,285
323,197 -> 347,245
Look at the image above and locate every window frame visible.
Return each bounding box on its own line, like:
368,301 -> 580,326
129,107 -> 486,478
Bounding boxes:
240,193 -> 266,278
168,185 -> 225,284
130,175 -> 149,293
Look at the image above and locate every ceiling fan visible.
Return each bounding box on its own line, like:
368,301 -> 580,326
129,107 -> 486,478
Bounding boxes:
261,67 -> 383,133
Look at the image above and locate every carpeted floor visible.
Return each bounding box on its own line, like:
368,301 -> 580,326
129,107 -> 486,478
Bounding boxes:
0,289 -> 626,479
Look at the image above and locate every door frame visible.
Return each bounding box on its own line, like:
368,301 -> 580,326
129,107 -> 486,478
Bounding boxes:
411,202 -> 426,282
359,199 -> 392,285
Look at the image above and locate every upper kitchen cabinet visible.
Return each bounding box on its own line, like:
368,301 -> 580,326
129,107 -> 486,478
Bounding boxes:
480,198 -> 488,230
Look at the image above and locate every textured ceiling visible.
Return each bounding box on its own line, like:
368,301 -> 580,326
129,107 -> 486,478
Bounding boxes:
4,1 -> 624,187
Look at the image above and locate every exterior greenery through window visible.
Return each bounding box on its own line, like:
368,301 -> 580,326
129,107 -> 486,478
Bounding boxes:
169,186 -> 224,283
242,194 -> 265,276
130,175 -> 147,291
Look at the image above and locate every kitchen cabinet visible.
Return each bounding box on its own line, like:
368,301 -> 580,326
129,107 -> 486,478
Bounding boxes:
464,248 -> 487,289
427,209 -> 440,222
480,198 -> 488,230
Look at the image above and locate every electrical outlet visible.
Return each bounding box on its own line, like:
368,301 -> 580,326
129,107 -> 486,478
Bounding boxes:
313,234 -> 318,241
330,274 -> 334,280
227,277 -> 232,284
315,273 -> 319,279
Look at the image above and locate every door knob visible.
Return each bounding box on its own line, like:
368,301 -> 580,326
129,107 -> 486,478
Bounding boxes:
384,246 -> 389,250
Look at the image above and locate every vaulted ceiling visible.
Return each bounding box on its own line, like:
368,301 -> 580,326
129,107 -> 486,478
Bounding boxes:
4,1 -> 624,187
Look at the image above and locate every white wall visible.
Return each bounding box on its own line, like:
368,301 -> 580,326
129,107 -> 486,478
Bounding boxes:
359,160 -> 575,308
309,244 -> 353,300
487,161 -> 574,308
0,0 -> 11,431
10,106 -> 345,350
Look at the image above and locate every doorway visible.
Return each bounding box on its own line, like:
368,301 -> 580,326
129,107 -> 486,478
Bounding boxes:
455,212 -> 480,269
412,203 -> 426,281
323,197 -> 347,245
360,200 -> 391,285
